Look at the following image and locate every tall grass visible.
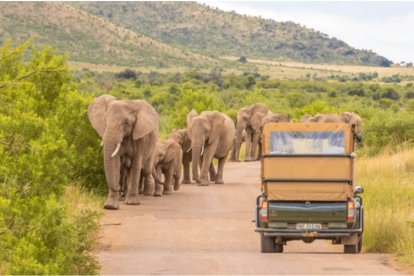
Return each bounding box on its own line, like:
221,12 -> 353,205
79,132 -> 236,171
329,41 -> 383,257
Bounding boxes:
357,149 -> 414,266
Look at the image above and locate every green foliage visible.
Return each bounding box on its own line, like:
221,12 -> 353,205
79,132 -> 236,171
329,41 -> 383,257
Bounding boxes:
0,41 -> 102,274
292,101 -> 339,121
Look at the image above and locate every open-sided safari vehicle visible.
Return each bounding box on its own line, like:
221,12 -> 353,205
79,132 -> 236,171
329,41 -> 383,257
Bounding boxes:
255,123 -> 364,253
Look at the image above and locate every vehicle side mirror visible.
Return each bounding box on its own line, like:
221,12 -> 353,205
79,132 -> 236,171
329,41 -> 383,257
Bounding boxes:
354,185 -> 364,195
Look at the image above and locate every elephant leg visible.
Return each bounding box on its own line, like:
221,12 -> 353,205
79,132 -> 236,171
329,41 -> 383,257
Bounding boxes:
199,145 -> 216,186
215,157 -> 226,184
209,162 -> 217,182
174,166 -> 181,191
125,157 -> 142,205
182,153 -> 191,184
163,169 -> 174,195
244,132 -> 252,161
229,141 -> 236,162
257,140 -> 263,160
119,167 -> 128,201
153,166 -> 163,197
142,165 -> 155,196
138,173 -> 145,195
248,132 -> 260,162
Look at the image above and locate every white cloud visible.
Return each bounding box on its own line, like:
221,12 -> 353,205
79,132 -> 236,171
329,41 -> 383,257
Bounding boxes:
204,2 -> 414,63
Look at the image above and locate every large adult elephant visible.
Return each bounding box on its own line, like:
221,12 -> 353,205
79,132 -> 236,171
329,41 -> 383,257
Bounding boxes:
301,112 -> 363,142
187,110 -> 236,186
235,103 -> 269,161
152,139 -> 182,196
169,129 -> 192,184
252,112 -> 291,158
88,94 -> 159,209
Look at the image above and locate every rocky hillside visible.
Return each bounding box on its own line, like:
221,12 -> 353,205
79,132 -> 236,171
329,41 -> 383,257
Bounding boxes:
0,2 -> 216,67
73,1 -> 392,67
0,2 -> 392,67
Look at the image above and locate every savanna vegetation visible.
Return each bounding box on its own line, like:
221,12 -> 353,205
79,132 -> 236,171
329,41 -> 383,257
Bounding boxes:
0,40 -> 104,274
1,40 -> 413,273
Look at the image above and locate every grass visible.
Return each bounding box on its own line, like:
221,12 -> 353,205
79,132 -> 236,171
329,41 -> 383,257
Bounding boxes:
356,149 -> 414,266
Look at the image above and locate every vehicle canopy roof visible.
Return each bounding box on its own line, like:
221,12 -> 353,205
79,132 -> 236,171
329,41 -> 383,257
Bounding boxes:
262,123 -> 354,156
261,123 -> 355,201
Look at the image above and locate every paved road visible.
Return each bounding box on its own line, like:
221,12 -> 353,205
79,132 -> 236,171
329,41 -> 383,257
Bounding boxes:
99,161 -> 404,275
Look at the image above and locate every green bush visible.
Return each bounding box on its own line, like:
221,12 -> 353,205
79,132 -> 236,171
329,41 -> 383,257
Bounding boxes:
0,41 -> 102,274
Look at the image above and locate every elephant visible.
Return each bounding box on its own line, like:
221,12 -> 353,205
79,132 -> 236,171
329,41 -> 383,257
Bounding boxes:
152,139 -> 183,196
88,94 -> 159,210
235,103 -> 269,161
229,130 -> 246,161
169,128 -> 192,184
187,109 -> 236,186
252,112 -> 291,159
301,112 -> 363,142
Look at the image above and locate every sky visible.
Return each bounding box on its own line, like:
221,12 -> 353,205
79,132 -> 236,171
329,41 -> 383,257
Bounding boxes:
201,1 -> 414,63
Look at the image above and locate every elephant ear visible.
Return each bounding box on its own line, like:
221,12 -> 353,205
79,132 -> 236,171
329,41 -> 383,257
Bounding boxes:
165,141 -> 181,163
186,109 -> 198,128
87,94 -> 117,137
131,100 -> 159,140
341,112 -> 361,131
251,112 -> 267,132
208,112 -> 225,144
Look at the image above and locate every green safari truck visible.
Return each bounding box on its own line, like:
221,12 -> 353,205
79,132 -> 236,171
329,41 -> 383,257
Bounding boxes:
255,122 -> 364,253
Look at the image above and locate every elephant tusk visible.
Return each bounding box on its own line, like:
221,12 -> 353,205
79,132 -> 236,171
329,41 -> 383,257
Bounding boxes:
111,143 -> 121,158
100,141 -> 104,146
186,147 -> 192,153
201,145 -> 205,156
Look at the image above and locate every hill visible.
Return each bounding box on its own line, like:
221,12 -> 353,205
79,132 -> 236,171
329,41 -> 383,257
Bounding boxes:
73,1 -> 392,67
0,2 -> 217,68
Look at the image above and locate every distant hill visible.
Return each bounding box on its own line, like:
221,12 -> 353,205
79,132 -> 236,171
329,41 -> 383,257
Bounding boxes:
73,1 -> 392,67
0,2 -> 392,68
0,2 -> 217,67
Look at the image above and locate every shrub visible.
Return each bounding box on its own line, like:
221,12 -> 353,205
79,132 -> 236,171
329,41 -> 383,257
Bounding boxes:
0,41 -> 102,274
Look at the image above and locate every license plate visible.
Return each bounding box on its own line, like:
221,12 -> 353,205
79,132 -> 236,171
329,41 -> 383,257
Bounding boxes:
296,223 -> 322,230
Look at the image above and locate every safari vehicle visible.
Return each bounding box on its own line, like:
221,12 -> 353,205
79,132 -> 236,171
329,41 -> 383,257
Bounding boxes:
255,123 -> 364,253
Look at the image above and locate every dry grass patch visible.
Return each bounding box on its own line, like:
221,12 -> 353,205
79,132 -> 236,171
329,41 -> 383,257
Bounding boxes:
356,149 -> 414,266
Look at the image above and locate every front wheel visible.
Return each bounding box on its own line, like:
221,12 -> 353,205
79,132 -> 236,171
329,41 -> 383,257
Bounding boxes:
260,233 -> 275,253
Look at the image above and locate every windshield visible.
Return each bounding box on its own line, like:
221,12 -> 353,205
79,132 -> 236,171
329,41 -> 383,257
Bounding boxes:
269,131 -> 346,154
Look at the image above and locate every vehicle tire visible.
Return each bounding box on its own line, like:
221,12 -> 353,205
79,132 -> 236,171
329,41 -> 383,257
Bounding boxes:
274,243 -> 284,253
344,244 -> 358,254
260,233 -> 275,253
357,235 -> 362,253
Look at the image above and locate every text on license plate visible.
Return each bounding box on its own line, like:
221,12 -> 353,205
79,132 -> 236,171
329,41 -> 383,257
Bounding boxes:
296,223 -> 322,230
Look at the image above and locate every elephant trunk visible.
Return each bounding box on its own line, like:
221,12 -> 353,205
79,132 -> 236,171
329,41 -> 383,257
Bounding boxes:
191,146 -> 202,183
103,142 -> 121,193
152,166 -> 164,184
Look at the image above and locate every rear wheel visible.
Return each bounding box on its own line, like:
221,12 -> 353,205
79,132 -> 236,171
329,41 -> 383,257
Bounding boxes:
274,243 -> 284,253
260,233 -> 275,253
357,234 -> 362,253
344,233 -> 362,254
344,244 -> 358,253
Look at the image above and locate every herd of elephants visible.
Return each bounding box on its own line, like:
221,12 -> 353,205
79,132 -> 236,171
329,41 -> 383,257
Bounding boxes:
87,94 -> 362,210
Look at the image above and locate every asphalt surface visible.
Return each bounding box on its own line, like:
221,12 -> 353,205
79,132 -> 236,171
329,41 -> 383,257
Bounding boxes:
98,161 -> 404,275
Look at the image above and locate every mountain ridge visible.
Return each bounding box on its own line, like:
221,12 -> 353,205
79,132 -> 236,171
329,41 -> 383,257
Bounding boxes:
0,2 -> 392,68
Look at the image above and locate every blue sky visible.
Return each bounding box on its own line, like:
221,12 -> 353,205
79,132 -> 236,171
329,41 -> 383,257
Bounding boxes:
202,1 -> 414,63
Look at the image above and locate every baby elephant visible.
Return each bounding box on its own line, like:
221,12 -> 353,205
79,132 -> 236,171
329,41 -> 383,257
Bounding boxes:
152,138 -> 183,196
